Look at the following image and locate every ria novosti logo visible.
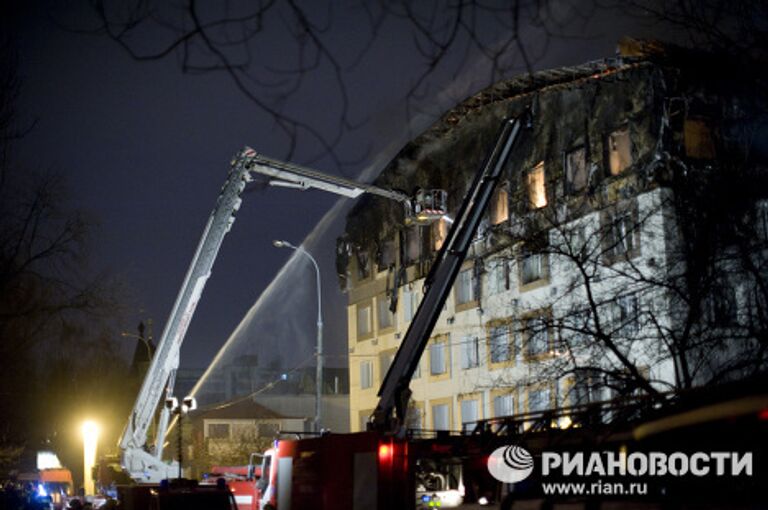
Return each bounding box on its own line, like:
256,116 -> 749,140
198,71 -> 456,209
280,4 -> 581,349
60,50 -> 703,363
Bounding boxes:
487,445 -> 534,483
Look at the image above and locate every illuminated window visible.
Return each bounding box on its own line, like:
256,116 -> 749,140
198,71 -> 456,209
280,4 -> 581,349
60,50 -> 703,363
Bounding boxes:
606,126 -> 632,175
356,304 -> 372,337
360,361 -> 373,389
490,185 -> 509,224
526,162 -> 547,209
431,217 -> 449,250
565,146 -> 588,193
684,118 -> 716,159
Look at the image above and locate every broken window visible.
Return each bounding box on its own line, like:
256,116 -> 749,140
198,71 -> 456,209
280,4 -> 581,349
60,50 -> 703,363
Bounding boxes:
377,295 -> 394,330
526,161 -> 547,209
360,360 -> 373,389
684,118 -> 716,159
405,226 -> 421,265
431,216 -> 449,251
565,146 -> 588,194
606,126 -> 632,175
356,303 -> 372,338
525,314 -> 551,357
490,184 -> 510,224
356,249 -> 371,280
456,267 -> 477,305
376,239 -> 396,271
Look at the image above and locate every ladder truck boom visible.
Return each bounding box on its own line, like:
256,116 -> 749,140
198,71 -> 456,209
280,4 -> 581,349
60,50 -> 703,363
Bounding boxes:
120,149 -> 253,482
120,147 -> 445,483
371,115 -> 526,433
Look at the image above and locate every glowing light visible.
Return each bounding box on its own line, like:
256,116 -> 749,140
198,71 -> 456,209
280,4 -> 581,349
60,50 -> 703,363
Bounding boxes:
82,421 -> 100,496
378,443 -> 392,463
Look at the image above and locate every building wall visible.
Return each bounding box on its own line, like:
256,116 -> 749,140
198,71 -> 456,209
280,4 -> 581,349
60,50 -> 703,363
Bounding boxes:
343,53 -> 768,432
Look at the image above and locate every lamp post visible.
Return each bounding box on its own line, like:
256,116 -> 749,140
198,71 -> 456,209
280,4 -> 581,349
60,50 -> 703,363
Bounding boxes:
273,239 -> 323,432
165,396 -> 196,479
121,320 -> 153,361
81,421 -> 99,496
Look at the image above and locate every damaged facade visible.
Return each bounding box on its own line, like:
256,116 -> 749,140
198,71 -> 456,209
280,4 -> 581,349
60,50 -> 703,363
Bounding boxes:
338,39 -> 768,432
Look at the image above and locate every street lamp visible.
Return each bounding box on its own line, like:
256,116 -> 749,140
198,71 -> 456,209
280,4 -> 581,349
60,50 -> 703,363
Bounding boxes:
121,320 -> 153,361
273,239 -> 323,432
81,420 -> 99,496
165,396 -> 197,479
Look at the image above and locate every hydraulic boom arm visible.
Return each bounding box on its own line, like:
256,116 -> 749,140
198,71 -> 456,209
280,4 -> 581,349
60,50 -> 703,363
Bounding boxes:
371,116 -> 527,433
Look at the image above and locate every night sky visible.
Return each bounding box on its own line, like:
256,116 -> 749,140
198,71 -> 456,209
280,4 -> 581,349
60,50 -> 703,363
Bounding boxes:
12,2 -> 661,373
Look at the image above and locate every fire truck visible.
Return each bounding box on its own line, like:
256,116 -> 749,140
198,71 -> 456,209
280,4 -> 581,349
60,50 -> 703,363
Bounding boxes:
256,116 -> 527,510
115,109 -> 452,499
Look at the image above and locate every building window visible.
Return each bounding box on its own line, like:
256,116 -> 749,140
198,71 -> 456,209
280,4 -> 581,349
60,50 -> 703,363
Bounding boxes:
431,217 -> 449,251
490,184 -> 509,225
376,239 -> 396,271
257,423 -> 279,438
406,403 -> 423,430
606,209 -> 637,259
356,249 -> 371,280
525,314 -> 550,358
455,267 -> 477,305
405,226 -> 421,265
493,394 -> 514,418
528,388 -> 551,413
684,118 -> 716,159
489,324 -> 511,363
460,336 -> 480,369
526,161 -> 547,209
487,259 -> 508,295
377,296 -> 394,330
460,399 -> 479,429
704,285 -> 738,327
412,359 -> 421,379
356,303 -> 372,338
612,294 -> 640,336
565,309 -> 591,349
403,286 -> 419,322
379,350 -> 395,382
360,360 -> 373,389
572,370 -> 604,405
432,403 -> 450,430
606,126 -> 632,175
565,146 -> 588,194
430,337 -> 448,375
207,423 -> 230,439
